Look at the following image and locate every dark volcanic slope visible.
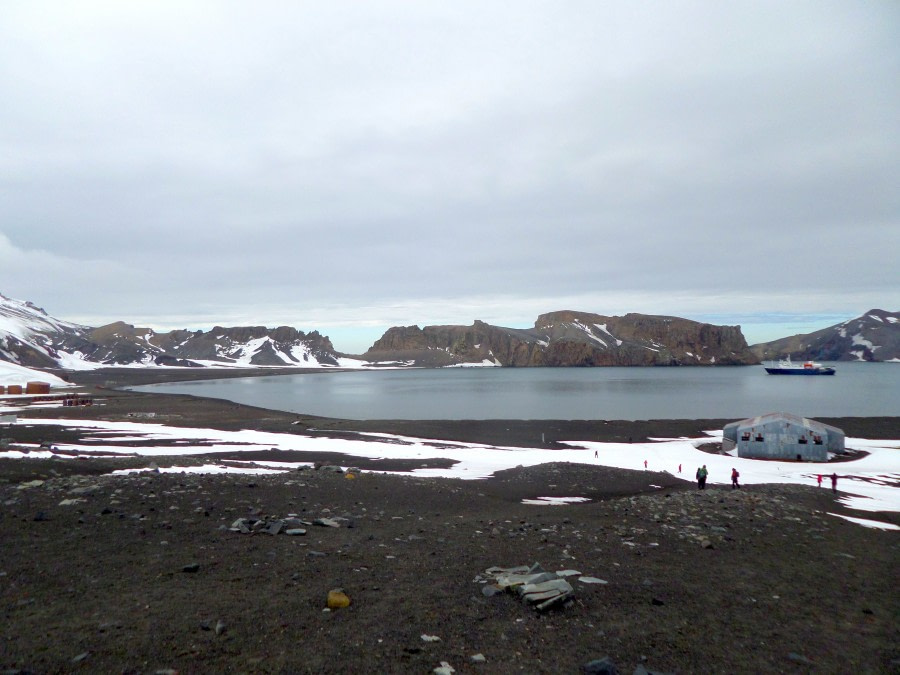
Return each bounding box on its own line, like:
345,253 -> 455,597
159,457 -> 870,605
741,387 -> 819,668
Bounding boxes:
1,464 -> 897,673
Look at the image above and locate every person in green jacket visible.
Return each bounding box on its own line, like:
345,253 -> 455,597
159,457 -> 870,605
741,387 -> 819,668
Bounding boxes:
696,464 -> 708,489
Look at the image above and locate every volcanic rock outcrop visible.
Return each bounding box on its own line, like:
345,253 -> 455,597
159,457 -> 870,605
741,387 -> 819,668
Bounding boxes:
365,311 -> 758,367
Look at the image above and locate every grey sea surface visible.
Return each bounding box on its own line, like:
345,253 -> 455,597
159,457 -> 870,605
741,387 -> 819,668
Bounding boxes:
130,362 -> 900,421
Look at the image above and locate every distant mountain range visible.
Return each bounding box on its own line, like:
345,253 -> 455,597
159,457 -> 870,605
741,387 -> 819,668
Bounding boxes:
0,293 -> 897,373
750,309 -> 899,362
0,294 -> 345,371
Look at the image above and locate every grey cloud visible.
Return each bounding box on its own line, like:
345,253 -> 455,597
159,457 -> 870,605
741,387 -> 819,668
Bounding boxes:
1,2 -> 897,352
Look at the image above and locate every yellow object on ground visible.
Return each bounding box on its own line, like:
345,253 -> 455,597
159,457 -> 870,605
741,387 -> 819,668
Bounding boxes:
327,589 -> 351,609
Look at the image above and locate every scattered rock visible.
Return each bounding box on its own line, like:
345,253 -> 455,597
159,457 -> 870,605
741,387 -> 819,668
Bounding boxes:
433,662 -> 455,675
480,562 -> 575,611
17,480 -> 44,490
314,517 -> 341,528
317,465 -> 344,473
182,563 -> 200,573
519,578 -> 575,611
582,656 -> 619,674
229,513 -> 322,536
470,653 -> 486,663
633,665 -> 674,675
420,634 -> 441,642
556,569 -> 582,577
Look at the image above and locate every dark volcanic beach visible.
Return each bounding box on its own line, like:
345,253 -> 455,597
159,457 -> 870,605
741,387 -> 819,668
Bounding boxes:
1,368 -> 898,673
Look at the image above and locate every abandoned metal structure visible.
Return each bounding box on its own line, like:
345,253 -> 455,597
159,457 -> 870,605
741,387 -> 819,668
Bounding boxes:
722,412 -> 844,461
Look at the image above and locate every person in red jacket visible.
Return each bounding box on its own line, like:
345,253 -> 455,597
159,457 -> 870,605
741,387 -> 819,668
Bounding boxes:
731,467 -> 740,489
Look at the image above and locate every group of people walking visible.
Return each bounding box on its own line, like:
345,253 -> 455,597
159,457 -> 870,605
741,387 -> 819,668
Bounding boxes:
620,455 -> 840,493
694,465 -> 739,489
693,466 -> 840,493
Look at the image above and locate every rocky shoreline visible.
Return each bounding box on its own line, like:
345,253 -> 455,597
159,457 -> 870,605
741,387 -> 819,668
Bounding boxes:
1,368 -> 899,673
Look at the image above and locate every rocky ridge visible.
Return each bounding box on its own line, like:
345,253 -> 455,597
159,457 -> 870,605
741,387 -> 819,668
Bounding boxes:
0,293 -> 341,369
365,311 -> 758,366
750,308 -> 900,362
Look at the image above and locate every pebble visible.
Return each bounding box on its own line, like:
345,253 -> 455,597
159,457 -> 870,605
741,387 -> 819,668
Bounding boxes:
58,499 -> 84,506
17,480 -> 44,490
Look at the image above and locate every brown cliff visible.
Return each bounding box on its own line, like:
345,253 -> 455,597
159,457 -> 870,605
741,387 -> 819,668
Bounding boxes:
365,311 -> 758,367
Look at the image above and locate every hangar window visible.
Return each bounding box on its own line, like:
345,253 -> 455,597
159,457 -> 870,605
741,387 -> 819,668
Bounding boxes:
754,434 -> 764,442
798,437 -> 808,444
741,432 -> 750,441
813,436 -> 823,445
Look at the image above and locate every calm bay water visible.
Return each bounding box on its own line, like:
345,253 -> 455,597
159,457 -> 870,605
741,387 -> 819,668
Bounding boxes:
131,362 -> 900,420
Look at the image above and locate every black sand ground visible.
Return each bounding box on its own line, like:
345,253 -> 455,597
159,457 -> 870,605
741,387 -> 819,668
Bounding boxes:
1,368 -> 898,674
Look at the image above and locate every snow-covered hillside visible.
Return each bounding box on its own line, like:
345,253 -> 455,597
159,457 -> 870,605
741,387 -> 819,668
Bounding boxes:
0,293 -> 361,371
0,360 -> 70,388
751,309 -> 900,362
0,294 -> 90,369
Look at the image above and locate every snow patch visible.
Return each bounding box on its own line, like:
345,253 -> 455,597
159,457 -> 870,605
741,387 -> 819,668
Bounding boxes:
827,513 -> 899,530
0,361 -> 71,387
595,323 -> 622,346
521,496 -> 591,506
3,417 -> 898,527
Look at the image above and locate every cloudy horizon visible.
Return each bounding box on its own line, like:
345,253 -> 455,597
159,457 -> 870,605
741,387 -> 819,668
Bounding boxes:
2,2 -> 897,353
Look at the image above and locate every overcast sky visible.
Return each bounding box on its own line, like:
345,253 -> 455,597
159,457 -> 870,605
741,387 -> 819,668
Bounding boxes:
1,1 -> 897,353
